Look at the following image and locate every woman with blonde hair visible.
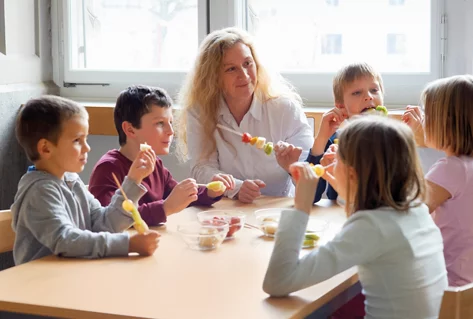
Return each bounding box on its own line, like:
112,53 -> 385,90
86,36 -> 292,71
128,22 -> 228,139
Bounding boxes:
177,27 -> 313,203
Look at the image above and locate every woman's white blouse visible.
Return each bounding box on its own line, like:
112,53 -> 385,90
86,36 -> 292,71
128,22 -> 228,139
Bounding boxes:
186,96 -> 314,198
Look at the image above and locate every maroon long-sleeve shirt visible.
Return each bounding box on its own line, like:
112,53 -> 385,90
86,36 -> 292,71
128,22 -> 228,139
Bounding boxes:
88,150 -> 221,226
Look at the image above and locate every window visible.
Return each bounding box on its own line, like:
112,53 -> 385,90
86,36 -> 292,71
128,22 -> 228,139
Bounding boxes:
322,34 -> 342,54
53,0 -> 446,105
387,34 -> 407,54
326,0 -> 339,6
55,0 -> 204,92
389,0 -> 405,5
246,0 -> 440,104
70,0 -> 198,71
247,0 -> 430,73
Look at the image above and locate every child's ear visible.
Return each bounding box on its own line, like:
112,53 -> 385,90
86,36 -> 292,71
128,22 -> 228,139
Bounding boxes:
348,166 -> 358,186
122,121 -> 136,138
37,138 -> 52,159
335,102 -> 345,110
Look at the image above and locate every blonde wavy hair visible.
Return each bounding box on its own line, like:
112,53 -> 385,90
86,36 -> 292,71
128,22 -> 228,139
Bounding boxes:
176,27 -> 302,162
422,74 -> 473,156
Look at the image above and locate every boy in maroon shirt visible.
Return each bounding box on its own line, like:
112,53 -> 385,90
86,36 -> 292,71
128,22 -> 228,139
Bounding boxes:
89,86 -> 234,226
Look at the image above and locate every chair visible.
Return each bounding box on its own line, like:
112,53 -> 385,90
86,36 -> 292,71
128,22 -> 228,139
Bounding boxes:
0,210 -> 15,254
439,283 -> 473,319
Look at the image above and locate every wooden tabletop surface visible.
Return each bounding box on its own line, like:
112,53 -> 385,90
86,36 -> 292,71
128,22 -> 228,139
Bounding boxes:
0,197 -> 358,319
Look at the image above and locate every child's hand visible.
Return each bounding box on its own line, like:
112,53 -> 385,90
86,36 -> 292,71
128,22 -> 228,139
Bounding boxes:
402,105 -> 424,132
127,149 -> 156,185
237,179 -> 266,203
207,174 -> 233,198
210,173 -> 235,191
320,166 -> 339,194
320,144 -> 338,176
290,163 -> 319,215
163,178 -> 198,215
312,107 -> 347,155
274,141 -> 303,172
128,230 -> 160,256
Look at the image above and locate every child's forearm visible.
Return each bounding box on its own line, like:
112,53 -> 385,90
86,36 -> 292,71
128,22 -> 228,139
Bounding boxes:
57,229 -> 130,258
311,136 -> 329,156
90,177 -> 146,233
263,209 -> 326,296
138,201 -> 167,226
264,209 -> 366,297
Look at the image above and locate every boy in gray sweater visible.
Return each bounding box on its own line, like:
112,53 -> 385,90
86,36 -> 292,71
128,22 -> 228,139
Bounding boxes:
11,95 -> 160,265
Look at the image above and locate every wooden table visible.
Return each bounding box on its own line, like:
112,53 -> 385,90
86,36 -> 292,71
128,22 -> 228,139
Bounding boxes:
0,197 -> 359,319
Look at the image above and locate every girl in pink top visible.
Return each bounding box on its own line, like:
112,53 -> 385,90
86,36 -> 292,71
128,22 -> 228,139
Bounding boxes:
403,75 -> 473,286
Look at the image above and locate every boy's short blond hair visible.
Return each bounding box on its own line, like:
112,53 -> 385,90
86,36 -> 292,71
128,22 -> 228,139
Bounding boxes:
422,74 -> 473,156
333,62 -> 384,104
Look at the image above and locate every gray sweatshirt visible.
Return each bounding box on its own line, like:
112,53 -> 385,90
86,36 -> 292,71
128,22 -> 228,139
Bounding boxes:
263,205 -> 448,319
11,170 -> 146,265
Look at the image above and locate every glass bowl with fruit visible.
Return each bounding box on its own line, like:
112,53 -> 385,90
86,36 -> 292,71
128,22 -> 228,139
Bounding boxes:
177,220 -> 229,251
254,208 -> 328,248
197,210 -> 246,239
254,208 -> 281,237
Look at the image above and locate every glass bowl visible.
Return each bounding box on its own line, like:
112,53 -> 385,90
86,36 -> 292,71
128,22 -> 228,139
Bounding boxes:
254,208 -> 328,248
254,208 -> 284,237
197,210 -> 246,239
177,220 -> 229,251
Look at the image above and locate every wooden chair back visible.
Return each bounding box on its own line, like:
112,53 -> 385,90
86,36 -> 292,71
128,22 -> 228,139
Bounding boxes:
439,283 -> 473,319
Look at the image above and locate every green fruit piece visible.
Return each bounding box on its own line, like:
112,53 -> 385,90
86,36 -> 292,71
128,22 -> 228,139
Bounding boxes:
303,239 -> 315,247
263,142 -> 273,155
305,233 -> 320,241
375,105 -> 388,116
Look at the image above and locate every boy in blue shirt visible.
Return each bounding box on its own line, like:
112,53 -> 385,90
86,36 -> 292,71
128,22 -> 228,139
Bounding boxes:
279,62 -> 385,203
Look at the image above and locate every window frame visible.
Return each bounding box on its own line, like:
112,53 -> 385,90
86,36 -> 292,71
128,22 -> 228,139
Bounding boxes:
52,0 -> 446,106
52,0 -> 209,98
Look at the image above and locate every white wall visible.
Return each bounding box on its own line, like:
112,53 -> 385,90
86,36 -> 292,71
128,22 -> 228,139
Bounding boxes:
444,0 -> 473,76
0,0 -> 57,269
0,0 -> 53,85
0,0 -> 58,210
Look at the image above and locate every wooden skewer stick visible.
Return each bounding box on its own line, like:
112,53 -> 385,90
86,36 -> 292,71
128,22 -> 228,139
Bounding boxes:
216,124 -> 243,137
245,223 -> 261,230
112,173 -> 129,201
389,105 -> 421,110
324,162 -> 336,169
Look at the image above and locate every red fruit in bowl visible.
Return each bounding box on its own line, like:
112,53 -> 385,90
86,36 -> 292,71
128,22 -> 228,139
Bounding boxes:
230,217 -> 240,224
226,217 -> 242,237
227,225 -> 237,237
